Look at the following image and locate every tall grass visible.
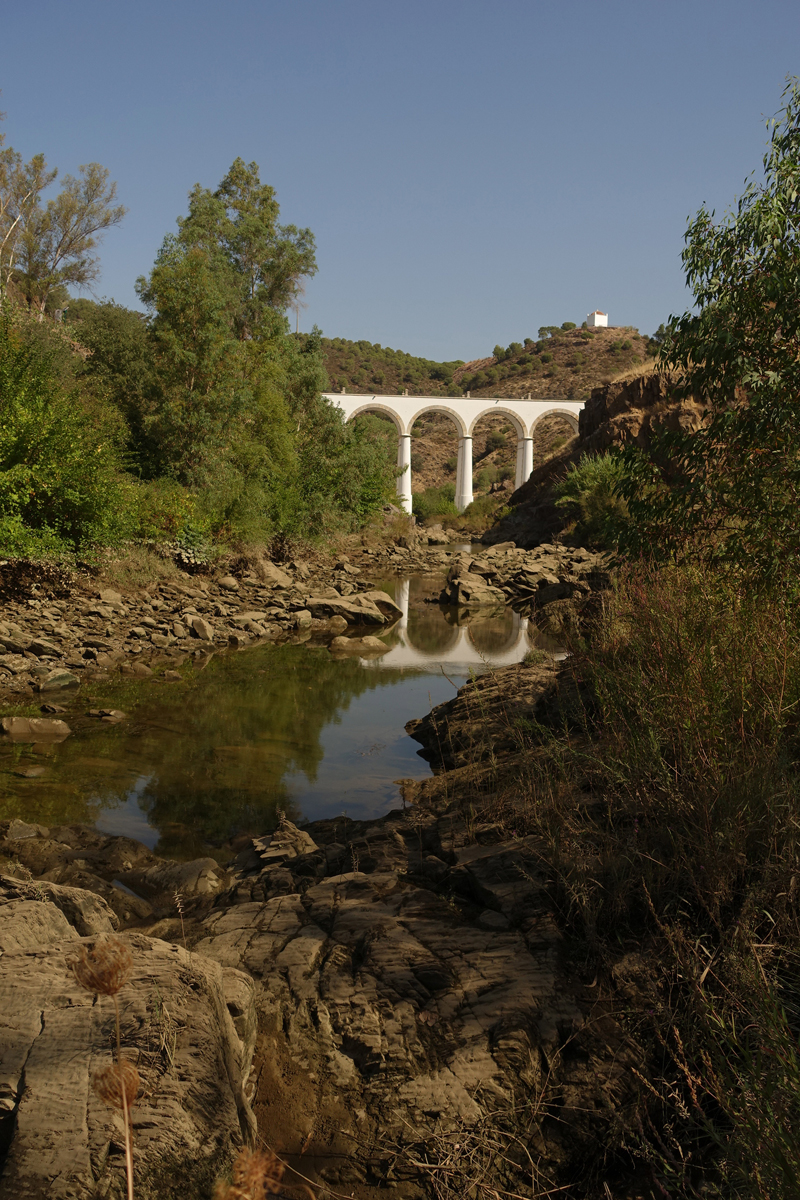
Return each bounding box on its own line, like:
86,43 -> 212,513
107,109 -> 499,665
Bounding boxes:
513,562 -> 800,1195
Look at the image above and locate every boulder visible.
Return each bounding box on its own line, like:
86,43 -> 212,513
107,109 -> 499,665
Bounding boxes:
188,615 -> 215,642
1,716 -> 71,743
306,596 -> 387,626
359,636 -> 389,654
35,669 -> 80,692
218,575 -> 240,592
252,820 -> 318,866
29,639 -> 62,658
120,662 -> 153,678
0,875 -> 118,938
0,926 -> 255,1200
98,588 -> 123,605
260,561 -> 292,589
426,524 -> 450,545
356,590 -> 404,620
117,856 -> 226,903
440,578 -> 506,609
0,636 -> 31,655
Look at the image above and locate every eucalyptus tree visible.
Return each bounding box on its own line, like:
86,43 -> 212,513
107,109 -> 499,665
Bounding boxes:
620,77 -> 800,585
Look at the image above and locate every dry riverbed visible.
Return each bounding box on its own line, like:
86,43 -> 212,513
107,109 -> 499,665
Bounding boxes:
0,531 -> 630,1200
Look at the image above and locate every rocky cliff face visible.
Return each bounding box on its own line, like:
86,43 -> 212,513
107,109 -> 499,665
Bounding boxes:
577,369 -> 704,454
483,369 -> 705,548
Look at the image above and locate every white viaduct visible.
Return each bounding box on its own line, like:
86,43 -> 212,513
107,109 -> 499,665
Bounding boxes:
326,392 -> 584,512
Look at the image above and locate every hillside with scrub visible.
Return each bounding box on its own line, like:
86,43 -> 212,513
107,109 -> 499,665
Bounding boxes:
321,322 -> 657,401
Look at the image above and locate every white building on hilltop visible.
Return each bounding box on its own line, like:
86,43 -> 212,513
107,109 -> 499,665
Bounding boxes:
587,310 -> 608,328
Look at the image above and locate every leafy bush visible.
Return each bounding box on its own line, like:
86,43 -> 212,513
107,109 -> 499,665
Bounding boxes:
619,79 -> 800,588
445,455 -> 458,472
0,305 -> 130,554
486,430 -> 506,452
561,321 -> 577,331
540,352 -> 553,363
475,466 -> 497,492
553,451 -> 630,547
412,483 -> 458,520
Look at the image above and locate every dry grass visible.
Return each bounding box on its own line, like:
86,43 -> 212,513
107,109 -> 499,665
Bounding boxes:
97,543 -> 186,590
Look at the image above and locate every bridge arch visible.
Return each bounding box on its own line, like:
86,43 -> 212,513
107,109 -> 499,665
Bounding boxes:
342,401 -> 404,433
467,407 -> 525,439
530,409 -> 580,437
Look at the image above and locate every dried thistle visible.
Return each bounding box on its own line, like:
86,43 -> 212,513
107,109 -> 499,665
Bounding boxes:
214,1146 -> 285,1199
69,936 -> 133,997
174,888 -> 187,953
93,1058 -> 140,1113
68,936 -> 136,1200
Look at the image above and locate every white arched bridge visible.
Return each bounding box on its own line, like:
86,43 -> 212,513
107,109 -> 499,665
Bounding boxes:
326,392 -> 585,512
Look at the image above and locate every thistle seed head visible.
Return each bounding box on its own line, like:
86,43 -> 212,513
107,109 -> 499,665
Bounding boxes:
92,1059 -> 140,1112
69,936 -> 133,996
214,1146 -> 285,1199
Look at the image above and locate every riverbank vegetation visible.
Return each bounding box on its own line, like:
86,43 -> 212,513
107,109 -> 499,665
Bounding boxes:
0,146 -> 397,562
486,78 -> 800,1197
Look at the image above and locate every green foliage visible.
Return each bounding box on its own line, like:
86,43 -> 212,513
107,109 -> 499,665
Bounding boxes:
445,455 -> 458,472
461,494 -> 509,524
485,430 -> 506,452
0,303 -> 129,552
540,351 -> 553,364
507,341 -> 522,357
492,344 -> 506,361
553,452 -> 630,547
412,483 -> 457,520
618,78 -> 800,585
561,321 -> 576,331
474,466 -> 497,492
1,121 -> 126,314
66,299 -> 157,464
320,336 -> 461,397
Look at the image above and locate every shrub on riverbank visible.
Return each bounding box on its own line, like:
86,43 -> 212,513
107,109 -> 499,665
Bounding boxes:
412,483 -> 458,520
525,562 -> 800,1195
553,451 -> 630,548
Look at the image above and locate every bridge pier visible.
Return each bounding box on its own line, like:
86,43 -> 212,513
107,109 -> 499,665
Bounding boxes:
455,435 -> 473,511
396,433 -> 412,514
514,436 -> 535,488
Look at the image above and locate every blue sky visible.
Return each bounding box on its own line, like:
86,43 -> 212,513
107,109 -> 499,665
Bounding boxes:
2,1 -> 797,360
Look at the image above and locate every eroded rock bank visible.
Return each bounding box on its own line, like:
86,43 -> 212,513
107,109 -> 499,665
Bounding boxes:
0,653 -> 639,1200
0,531 -> 611,706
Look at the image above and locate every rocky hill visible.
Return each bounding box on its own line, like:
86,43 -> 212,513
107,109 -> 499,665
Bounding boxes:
321,325 -> 654,403
484,364 -> 704,547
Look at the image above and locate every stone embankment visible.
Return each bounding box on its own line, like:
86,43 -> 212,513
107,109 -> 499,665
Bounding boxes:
0,530 -> 609,704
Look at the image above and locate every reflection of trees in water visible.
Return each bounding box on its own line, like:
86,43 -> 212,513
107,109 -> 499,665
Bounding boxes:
135,644 -> 412,854
3,644 -> 412,858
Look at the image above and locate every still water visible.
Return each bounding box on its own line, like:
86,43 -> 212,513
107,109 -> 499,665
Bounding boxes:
0,572 -> 547,859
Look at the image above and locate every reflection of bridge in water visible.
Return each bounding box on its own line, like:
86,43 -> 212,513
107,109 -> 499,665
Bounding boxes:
364,580 -> 535,670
